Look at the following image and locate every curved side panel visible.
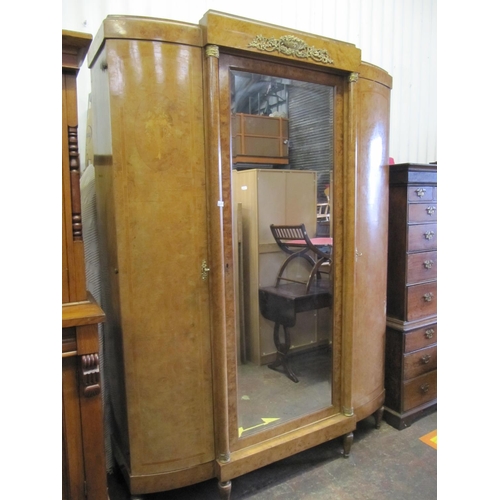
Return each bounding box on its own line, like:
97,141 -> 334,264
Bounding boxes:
352,65 -> 391,421
89,27 -> 216,490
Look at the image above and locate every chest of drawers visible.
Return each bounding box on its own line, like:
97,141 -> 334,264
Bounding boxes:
384,163 -> 437,429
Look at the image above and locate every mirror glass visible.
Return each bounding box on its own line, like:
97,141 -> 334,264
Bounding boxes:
231,69 -> 335,438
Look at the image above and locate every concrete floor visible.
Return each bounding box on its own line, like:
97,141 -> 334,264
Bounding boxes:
107,411 -> 437,500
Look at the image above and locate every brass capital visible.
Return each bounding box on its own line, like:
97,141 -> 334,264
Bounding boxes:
206,45 -> 219,58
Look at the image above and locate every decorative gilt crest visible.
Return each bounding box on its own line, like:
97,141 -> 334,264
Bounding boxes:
248,34 -> 334,65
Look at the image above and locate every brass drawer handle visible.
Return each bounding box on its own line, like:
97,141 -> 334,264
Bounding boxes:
423,293 -> 434,302
425,328 -> 434,339
416,188 -> 426,198
426,206 -> 436,215
423,259 -> 434,269
424,231 -> 435,240
421,354 -> 431,364
420,383 -> 430,393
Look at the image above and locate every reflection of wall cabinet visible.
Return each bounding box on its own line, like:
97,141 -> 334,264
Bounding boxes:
62,30 -> 107,500
233,169 -> 323,365
232,113 -> 289,164
384,164 -> 437,429
89,12 -> 392,499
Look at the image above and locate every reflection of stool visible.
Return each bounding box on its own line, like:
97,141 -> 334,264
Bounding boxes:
270,224 -> 331,292
259,281 -> 332,382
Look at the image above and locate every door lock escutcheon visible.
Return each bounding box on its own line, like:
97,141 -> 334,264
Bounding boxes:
201,260 -> 211,280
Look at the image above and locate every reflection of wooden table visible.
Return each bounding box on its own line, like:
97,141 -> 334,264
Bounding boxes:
259,280 -> 332,382
290,237 -> 333,247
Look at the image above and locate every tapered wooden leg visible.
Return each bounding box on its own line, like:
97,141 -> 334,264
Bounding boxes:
343,431 -> 353,458
218,480 -> 231,499
374,406 -> 384,429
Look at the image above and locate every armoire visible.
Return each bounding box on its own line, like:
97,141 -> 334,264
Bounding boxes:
88,11 -> 392,499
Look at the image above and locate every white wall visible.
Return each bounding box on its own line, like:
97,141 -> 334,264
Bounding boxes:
62,0 -> 437,166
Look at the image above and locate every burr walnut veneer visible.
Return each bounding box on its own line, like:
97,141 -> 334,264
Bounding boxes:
88,11 -> 392,499
62,30 -> 107,500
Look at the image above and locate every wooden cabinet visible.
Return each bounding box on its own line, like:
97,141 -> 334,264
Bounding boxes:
384,163 -> 437,429
89,19 -> 215,494
233,169 -> 323,365
62,30 -> 107,499
88,12 -> 391,499
232,113 -> 289,164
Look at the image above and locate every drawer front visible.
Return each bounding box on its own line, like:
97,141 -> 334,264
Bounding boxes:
406,281 -> 437,321
405,323 -> 437,353
404,345 -> 437,379
408,203 -> 437,223
407,185 -> 434,202
403,370 -> 437,411
407,251 -> 437,284
408,223 -> 437,252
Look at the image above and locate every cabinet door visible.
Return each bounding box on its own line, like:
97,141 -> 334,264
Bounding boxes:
92,38 -> 215,480
352,70 -> 391,420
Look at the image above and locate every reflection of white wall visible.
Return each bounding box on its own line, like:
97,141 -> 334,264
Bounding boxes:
62,0 -> 437,167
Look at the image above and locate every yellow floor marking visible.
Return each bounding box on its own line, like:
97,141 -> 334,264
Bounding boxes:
419,429 -> 437,450
238,418 -> 280,437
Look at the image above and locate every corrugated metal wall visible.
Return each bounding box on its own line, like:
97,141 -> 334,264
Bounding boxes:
288,82 -> 334,202
63,0 -> 436,167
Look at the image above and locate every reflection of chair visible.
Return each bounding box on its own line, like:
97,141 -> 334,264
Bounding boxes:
316,202 -> 330,221
270,224 -> 331,293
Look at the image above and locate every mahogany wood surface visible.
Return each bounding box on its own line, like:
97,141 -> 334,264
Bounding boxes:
403,370 -> 437,411
384,164 -> 437,429
403,345 -> 437,379
407,250 -> 437,284
404,323 -> 437,353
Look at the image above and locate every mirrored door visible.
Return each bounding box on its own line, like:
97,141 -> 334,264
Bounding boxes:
218,54 -> 346,443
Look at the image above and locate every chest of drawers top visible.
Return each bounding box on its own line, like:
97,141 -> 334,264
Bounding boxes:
389,163 -> 437,187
